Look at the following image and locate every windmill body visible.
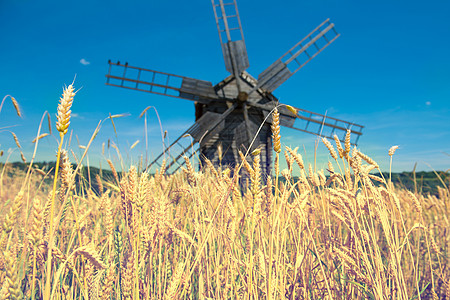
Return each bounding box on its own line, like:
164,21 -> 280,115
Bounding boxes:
196,71 -> 274,176
106,0 -> 363,175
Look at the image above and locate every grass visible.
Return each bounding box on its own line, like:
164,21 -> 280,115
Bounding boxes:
0,84 -> 449,299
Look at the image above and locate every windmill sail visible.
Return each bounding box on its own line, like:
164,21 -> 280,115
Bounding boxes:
146,104 -> 237,173
256,19 -> 339,93
212,0 -> 249,75
106,61 -> 218,103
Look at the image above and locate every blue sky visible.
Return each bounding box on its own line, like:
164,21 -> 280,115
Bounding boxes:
1,0 -> 449,173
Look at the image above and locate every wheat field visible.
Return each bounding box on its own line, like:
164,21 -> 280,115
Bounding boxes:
0,85 -> 449,299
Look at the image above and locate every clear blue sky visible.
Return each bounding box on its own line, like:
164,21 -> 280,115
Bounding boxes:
1,0 -> 449,173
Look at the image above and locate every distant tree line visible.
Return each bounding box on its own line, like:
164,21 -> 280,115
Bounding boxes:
1,162 -> 449,196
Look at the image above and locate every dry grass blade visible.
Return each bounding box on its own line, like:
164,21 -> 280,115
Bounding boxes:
34,168 -> 47,176
139,106 -> 152,118
32,133 -> 49,143
109,112 -> 118,137
46,111 -> 52,135
130,140 -> 140,150
285,105 -> 298,115
251,148 -> 261,156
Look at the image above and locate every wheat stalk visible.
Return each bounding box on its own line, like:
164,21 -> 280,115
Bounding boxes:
45,80 -> 77,300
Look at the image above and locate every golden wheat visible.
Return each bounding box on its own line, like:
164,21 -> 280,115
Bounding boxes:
271,107 -> 281,153
75,244 -> 107,269
56,84 -> 76,136
322,137 -> 338,160
0,84 -> 447,299
389,145 -> 399,156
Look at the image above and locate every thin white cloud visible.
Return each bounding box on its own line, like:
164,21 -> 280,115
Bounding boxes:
70,113 -> 85,120
80,58 -> 90,65
425,101 -> 431,106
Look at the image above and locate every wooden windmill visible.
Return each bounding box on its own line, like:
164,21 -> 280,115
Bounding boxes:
106,0 -> 363,175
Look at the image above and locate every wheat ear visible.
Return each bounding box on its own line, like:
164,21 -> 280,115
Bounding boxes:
59,149 -> 74,203
10,132 -> 21,149
357,151 -> 379,169
11,97 -> 21,117
76,245 -> 107,269
286,146 -> 304,170
238,150 -> 253,176
322,137 -> 338,160
56,83 -> 76,136
183,156 -> 196,186
388,145 -> 399,156
0,95 -> 21,117
271,107 -> 281,154
20,151 -> 27,163
333,134 -> 344,158
45,81 -> 76,299
4,249 -> 23,299
344,129 -> 351,159
107,159 -> 120,185
268,106 -> 281,299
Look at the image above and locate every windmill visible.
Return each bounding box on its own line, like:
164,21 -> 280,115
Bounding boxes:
105,0 -> 363,176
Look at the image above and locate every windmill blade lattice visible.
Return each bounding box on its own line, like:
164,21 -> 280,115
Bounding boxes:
255,102 -> 364,145
106,61 -> 218,104
212,0 -> 249,75
146,104 -> 237,174
255,19 -> 339,94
